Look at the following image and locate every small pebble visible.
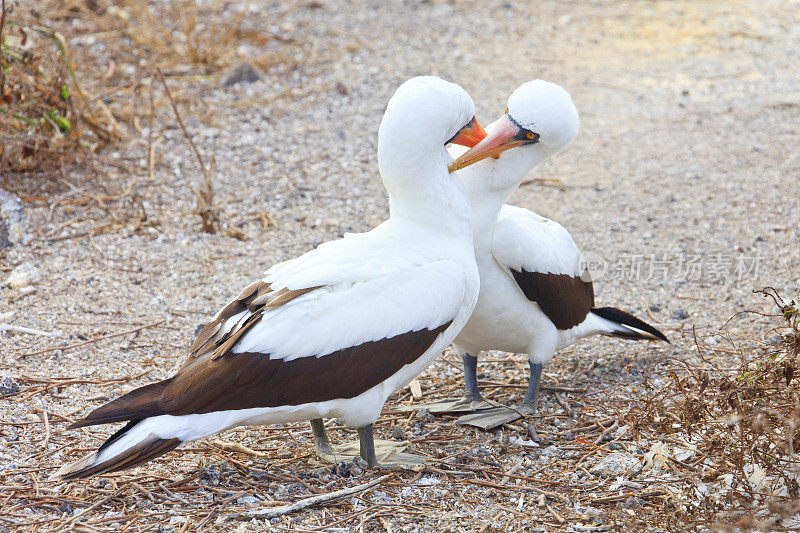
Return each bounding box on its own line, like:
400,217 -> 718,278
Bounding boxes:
223,63 -> 260,86
236,495 -> 261,505
622,496 -> 645,509
671,308 -> 689,320
5,262 -> 41,289
335,459 -> 362,477
590,452 -> 642,477
0,376 -> 19,396
415,409 -> 434,422
0,189 -> 30,248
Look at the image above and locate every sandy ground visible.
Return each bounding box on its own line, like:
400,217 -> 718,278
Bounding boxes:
1,0 -> 799,531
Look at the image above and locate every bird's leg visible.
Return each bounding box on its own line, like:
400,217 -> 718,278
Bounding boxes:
462,352 -> 484,402
406,352 -> 487,414
522,362 -> 543,442
310,418 -> 333,456
457,362 -> 547,432
357,424 -> 378,468
522,362 -> 543,409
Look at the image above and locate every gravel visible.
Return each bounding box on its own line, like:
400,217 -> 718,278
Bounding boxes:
415,409 -> 435,422
1,0 -> 798,530
590,452 -> 643,478
223,63 -> 261,86
670,308 -> 690,320
0,376 -> 20,396
235,495 -> 261,505
4,262 -> 40,289
0,189 -> 29,248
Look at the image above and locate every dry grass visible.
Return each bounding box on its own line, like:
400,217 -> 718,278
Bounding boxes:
2,289 -> 799,531
156,66 -> 220,234
0,0 -> 123,173
1,0 -> 305,230
624,288 -> 800,529
76,0 -> 297,73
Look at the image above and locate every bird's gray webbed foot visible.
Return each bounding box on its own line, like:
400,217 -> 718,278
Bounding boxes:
397,352 -> 492,414
314,423 -> 431,468
457,362 -> 544,431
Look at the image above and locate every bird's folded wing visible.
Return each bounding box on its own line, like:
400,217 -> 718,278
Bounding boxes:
492,205 -> 594,329
187,228 -> 434,365
73,259 -> 465,427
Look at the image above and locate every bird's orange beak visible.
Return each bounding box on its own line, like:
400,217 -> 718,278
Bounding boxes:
448,115 -> 524,173
449,117 -> 488,148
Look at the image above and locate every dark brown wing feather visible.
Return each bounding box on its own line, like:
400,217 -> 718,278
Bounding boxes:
188,280 -> 262,355
185,282 -> 321,366
71,321 -> 452,428
511,269 -> 595,330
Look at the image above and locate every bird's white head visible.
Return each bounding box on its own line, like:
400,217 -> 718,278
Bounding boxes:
377,76 -> 487,232
449,80 -> 579,185
378,76 -> 485,182
506,80 -> 579,154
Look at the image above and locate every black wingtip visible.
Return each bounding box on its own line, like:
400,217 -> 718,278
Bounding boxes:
591,306 -> 670,343
66,379 -> 170,431
56,437 -> 182,481
97,419 -> 143,453
67,419 -> 92,430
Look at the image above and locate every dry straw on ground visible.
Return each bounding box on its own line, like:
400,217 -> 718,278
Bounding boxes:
0,0 -> 123,173
1,0 -> 305,230
623,288 -> 800,529
2,290 -> 798,531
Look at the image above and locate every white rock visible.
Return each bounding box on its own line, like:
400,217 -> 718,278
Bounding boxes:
6,263 -> 41,289
590,452 -> 642,477
0,189 -> 30,247
510,436 -> 540,448
236,495 -> 261,505
643,442 -> 671,473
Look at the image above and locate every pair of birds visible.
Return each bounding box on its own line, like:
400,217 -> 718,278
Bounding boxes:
55,76 -> 665,479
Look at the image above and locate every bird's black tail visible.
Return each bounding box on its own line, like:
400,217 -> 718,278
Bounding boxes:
590,307 -> 669,342
52,418 -> 182,480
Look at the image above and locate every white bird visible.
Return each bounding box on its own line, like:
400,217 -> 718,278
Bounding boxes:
443,80 -> 668,432
54,76 -> 490,479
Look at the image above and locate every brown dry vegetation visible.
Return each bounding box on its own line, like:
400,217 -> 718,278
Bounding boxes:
622,289 -> 800,529
0,0 -> 123,173
2,291 -> 799,531
0,0 -> 306,230
1,0 -> 799,531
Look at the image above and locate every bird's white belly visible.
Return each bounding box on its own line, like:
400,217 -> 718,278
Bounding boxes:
379,258 -> 478,396
380,291 -> 476,394
454,260 -> 555,357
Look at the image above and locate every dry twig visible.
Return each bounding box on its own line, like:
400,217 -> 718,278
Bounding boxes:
155,67 -> 219,233
243,474 -> 393,519
19,319 -> 165,358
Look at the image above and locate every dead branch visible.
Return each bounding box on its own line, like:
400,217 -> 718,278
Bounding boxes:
243,474 -> 393,518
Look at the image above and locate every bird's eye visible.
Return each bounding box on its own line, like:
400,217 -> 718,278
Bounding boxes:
526,132 -> 536,140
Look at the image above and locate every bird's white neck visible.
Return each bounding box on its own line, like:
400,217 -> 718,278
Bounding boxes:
381,147 -> 474,242
459,146 -> 550,253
